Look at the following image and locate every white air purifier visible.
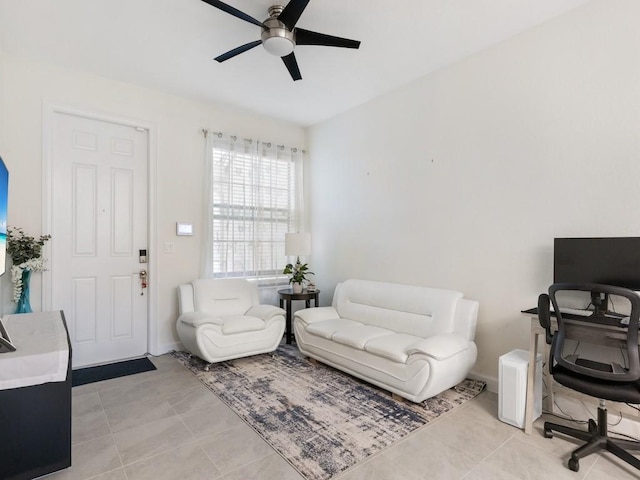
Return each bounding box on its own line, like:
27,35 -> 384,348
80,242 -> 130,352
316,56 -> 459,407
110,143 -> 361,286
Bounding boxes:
498,349 -> 542,428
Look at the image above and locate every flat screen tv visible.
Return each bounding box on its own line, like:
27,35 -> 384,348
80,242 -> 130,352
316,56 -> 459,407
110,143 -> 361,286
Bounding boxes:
554,237 -> 640,312
0,156 -> 7,277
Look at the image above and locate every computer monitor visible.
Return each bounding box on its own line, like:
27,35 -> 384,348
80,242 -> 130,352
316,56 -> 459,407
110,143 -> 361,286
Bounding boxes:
0,156 -> 8,277
554,237 -> 640,312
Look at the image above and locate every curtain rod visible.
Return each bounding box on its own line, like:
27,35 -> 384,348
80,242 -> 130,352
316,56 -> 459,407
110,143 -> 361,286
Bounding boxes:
201,128 -> 306,153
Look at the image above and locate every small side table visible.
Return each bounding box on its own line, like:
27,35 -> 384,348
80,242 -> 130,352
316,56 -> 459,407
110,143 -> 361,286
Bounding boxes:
278,288 -> 320,344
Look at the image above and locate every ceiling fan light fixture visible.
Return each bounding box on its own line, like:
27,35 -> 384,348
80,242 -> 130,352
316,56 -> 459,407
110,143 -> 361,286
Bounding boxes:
261,15 -> 295,57
204,0 -> 361,80
262,35 -> 295,57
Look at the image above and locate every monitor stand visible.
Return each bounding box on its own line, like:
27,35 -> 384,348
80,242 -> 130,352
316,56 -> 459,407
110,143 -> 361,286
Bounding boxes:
591,291 -> 609,315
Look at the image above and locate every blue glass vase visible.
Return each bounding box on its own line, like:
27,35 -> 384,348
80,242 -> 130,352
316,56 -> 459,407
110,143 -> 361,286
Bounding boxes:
15,269 -> 32,314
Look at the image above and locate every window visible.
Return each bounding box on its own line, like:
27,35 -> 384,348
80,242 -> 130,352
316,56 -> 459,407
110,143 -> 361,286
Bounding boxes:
203,133 -> 304,284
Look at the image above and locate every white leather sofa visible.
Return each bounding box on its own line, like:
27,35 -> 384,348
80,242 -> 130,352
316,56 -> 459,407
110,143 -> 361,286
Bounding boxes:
177,278 -> 285,368
294,279 -> 479,402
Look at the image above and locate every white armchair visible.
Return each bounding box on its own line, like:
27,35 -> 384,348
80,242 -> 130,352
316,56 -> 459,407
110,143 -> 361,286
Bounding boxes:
176,278 -> 285,369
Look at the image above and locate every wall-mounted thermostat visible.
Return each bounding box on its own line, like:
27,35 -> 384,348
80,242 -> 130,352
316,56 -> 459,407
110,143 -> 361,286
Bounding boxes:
176,223 -> 193,236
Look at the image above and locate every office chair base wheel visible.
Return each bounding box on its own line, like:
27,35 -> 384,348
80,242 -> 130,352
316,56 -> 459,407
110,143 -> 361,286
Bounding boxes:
568,457 -> 579,472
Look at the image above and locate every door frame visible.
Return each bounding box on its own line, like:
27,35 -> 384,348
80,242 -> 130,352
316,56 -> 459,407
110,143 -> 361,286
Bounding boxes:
42,103 -> 159,357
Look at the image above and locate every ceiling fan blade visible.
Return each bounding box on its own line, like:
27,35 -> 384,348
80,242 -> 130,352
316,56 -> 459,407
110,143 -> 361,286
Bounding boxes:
214,40 -> 262,62
201,0 -> 265,28
295,28 -> 360,49
282,52 -> 302,81
278,0 -> 311,31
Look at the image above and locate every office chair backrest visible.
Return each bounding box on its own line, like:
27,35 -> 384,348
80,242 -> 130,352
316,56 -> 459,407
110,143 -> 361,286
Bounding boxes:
547,283 -> 640,383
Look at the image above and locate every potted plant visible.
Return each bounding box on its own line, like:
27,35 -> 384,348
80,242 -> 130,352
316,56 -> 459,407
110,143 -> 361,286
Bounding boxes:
283,260 -> 313,294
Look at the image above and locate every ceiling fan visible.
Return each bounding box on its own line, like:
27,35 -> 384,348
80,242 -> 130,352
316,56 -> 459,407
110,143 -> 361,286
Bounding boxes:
201,0 -> 361,81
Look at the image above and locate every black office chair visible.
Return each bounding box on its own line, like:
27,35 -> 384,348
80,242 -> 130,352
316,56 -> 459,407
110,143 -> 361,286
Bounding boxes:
538,283 -> 640,472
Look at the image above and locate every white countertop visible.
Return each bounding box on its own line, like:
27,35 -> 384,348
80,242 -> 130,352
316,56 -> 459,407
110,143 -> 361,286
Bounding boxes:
0,311 -> 69,390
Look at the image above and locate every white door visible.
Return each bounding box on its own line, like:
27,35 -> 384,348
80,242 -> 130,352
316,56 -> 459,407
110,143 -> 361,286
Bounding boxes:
50,112 -> 148,367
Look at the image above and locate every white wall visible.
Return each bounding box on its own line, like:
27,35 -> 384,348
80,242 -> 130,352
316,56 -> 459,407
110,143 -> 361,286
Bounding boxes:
307,0 -> 640,386
0,54 -> 305,353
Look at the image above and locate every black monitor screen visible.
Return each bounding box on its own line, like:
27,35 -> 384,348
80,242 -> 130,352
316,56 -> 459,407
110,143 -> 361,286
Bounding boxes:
0,156 -> 7,277
554,237 -> 640,290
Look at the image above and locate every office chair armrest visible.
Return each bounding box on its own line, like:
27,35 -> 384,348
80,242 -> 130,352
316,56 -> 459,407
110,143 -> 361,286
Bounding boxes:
407,334 -> 472,360
538,293 -> 553,344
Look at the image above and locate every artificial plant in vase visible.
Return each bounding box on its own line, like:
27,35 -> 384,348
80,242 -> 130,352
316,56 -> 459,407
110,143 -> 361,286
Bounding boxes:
283,259 -> 313,294
7,226 -> 51,314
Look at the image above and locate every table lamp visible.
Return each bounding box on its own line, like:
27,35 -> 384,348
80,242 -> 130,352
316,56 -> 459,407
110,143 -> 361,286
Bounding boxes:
285,232 -> 311,263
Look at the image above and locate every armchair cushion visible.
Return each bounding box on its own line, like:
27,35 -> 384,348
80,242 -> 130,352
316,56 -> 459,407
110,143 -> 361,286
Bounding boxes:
220,315 -> 266,334
179,312 -> 222,327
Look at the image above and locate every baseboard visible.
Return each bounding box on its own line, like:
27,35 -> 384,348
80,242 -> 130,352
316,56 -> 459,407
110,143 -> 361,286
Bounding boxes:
469,371 -> 498,394
149,341 -> 183,357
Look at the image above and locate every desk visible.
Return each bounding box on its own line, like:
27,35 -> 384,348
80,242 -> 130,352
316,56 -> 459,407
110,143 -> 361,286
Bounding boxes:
522,308 -> 628,435
278,289 -> 319,344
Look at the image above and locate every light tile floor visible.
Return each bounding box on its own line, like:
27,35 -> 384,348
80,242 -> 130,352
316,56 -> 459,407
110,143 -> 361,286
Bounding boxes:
45,354 -> 640,480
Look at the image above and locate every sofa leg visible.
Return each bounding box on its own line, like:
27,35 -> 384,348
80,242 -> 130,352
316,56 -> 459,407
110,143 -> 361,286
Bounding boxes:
392,393 -> 405,403
204,363 -> 212,372
308,357 -> 318,365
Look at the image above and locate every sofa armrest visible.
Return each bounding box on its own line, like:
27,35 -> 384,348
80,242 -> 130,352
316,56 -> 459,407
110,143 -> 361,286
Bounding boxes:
294,306 -> 339,325
407,334 -> 472,360
178,312 -> 223,327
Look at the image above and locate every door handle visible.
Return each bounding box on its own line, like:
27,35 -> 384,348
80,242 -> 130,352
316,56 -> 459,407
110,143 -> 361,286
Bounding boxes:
138,269 -> 148,295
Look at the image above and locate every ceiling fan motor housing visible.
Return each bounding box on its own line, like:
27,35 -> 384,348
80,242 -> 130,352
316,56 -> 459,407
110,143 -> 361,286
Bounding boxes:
261,5 -> 295,57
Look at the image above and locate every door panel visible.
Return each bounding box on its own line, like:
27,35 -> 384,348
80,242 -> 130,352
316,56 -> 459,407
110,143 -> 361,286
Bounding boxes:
51,112 -> 148,367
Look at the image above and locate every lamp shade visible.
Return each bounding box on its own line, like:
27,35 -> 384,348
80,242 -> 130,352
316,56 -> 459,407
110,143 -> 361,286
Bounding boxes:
285,232 -> 311,257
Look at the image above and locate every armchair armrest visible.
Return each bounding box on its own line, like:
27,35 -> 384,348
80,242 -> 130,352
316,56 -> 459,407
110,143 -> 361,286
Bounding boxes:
407,334 -> 472,360
246,304 -> 285,322
178,312 -> 223,327
294,306 -> 340,325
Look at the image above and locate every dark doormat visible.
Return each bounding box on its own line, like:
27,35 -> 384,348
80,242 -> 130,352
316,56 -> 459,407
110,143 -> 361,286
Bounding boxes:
72,357 -> 157,387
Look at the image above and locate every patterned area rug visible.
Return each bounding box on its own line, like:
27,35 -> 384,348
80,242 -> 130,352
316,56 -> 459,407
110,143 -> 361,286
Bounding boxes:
173,346 -> 485,480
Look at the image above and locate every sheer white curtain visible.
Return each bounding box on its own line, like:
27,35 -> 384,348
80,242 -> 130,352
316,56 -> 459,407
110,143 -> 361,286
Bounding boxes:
201,130 -> 305,302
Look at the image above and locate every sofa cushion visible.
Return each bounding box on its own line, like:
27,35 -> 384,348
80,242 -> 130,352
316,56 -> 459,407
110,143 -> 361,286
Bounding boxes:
219,315 -> 265,334
364,333 -> 421,364
332,325 -> 391,350
306,319 -> 363,340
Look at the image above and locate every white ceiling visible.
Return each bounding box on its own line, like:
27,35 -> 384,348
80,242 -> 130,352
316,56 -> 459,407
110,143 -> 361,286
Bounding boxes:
0,0 -> 591,126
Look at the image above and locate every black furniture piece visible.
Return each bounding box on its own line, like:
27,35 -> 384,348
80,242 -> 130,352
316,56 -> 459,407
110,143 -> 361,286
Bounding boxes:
278,288 -> 319,344
0,311 -> 72,480
538,283 -> 640,472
